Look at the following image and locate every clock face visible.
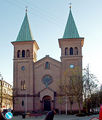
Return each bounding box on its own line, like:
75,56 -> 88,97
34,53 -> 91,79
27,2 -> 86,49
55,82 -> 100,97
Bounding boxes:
21,66 -> 25,71
70,64 -> 74,69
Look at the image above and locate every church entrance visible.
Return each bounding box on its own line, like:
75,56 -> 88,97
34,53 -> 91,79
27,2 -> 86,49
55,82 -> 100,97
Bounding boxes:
43,96 -> 51,111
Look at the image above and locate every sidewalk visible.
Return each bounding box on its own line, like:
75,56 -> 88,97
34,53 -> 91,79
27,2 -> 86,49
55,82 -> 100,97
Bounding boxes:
13,114 -> 99,120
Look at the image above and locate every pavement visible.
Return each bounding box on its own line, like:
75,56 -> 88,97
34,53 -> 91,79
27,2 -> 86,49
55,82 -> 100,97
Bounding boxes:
12,114 -> 99,120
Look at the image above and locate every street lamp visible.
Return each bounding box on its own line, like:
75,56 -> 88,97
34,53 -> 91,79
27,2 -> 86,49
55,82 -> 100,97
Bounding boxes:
25,89 -> 27,114
65,94 -> 68,115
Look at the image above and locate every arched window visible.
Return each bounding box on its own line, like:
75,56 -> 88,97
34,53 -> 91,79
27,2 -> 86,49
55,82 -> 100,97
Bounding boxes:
22,50 -> 25,57
74,47 -> 78,55
70,47 -> 73,55
17,50 -> 20,58
45,62 -> 50,69
65,47 -> 68,55
26,50 -> 30,57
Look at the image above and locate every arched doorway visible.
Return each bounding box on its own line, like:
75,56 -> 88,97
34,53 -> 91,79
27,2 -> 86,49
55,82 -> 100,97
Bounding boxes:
43,96 -> 51,111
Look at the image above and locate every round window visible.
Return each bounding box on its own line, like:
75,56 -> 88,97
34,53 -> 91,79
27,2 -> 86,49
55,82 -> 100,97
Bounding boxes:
42,75 -> 52,88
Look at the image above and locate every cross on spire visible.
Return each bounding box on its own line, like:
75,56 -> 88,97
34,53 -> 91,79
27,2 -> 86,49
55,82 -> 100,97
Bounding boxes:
25,6 -> 28,13
63,3 -> 80,39
69,2 -> 72,9
16,6 -> 34,42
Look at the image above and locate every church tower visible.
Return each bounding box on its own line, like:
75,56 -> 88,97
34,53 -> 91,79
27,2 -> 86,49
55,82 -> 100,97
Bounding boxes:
59,7 -> 84,96
12,11 -> 39,112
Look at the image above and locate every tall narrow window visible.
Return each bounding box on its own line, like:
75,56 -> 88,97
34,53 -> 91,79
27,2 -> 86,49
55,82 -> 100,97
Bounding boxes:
74,47 -> 78,55
17,50 -> 20,58
45,62 -> 50,69
65,47 -> 68,55
26,50 -> 30,57
22,50 -> 25,57
21,80 -> 26,90
70,47 -> 73,55
23,81 -> 26,90
22,100 -> 24,106
21,81 -> 23,90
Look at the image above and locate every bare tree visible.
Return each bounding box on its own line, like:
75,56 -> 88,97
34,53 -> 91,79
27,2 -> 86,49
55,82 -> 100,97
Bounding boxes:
83,65 -> 98,113
58,67 -> 83,114
69,67 -> 83,114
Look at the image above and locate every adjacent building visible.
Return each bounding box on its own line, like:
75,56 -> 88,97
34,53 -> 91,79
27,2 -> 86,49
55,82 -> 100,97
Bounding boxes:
0,80 -> 13,110
12,7 -> 84,113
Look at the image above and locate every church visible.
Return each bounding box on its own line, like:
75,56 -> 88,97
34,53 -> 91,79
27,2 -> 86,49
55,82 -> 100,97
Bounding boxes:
12,7 -> 84,113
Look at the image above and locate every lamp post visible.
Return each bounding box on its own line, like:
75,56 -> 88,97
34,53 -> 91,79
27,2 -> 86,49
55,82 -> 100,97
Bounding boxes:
24,84 -> 27,114
25,90 -> 27,114
65,94 -> 68,115
83,64 -> 90,113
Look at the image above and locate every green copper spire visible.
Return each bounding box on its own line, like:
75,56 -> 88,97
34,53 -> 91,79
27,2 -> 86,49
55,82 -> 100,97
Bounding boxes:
63,8 -> 80,38
16,11 -> 34,42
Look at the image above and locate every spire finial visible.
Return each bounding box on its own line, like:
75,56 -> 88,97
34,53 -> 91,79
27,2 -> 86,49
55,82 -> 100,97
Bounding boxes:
25,6 -> 28,13
69,2 -> 72,9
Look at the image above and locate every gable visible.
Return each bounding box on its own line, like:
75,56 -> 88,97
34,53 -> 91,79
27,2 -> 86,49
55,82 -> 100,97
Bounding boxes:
34,55 -> 61,94
34,55 -> 61,69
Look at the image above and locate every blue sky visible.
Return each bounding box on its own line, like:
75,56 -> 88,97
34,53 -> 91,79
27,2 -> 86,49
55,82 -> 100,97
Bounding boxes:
0,0 -> 102,87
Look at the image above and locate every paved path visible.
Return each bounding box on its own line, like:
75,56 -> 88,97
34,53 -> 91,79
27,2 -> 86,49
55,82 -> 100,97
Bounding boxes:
12,114 -> 99,120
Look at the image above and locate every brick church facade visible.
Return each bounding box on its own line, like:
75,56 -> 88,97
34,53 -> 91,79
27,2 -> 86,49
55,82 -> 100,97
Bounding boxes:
12,7 -> 84,113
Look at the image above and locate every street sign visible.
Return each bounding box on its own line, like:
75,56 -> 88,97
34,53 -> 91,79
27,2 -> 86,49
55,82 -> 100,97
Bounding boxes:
5,112 -> 13,119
